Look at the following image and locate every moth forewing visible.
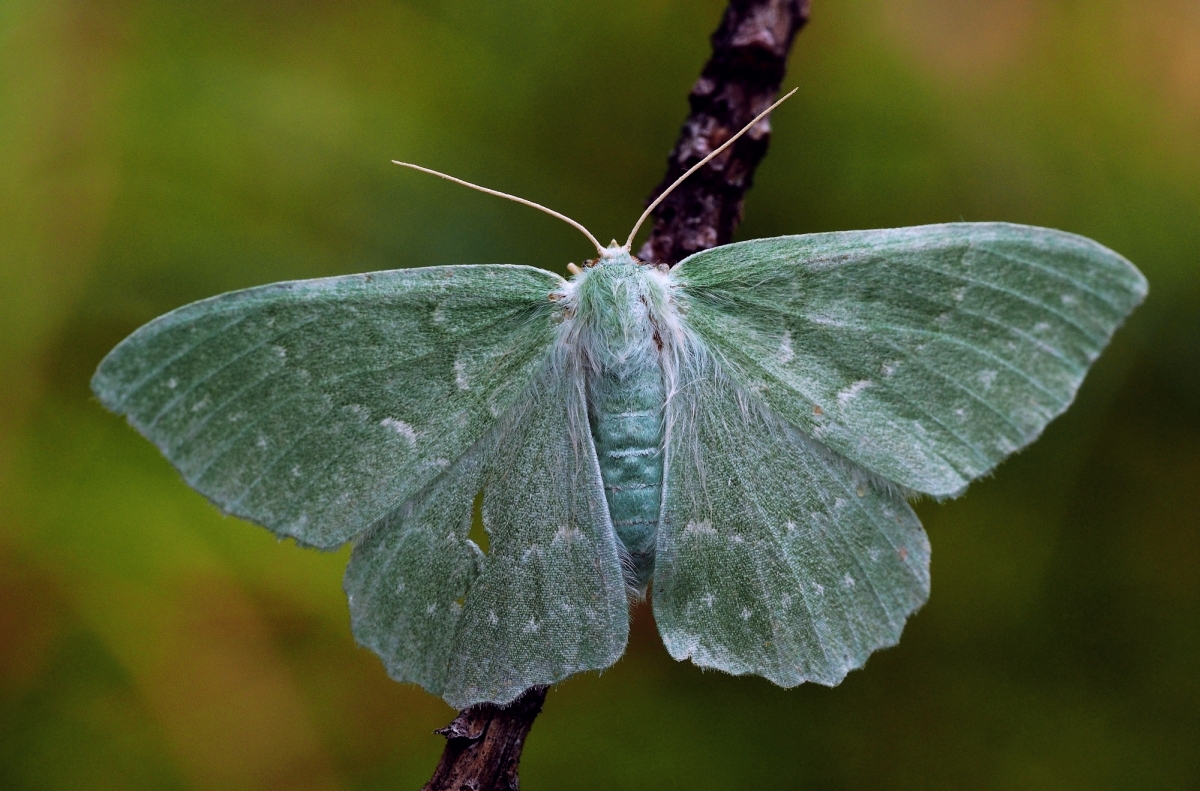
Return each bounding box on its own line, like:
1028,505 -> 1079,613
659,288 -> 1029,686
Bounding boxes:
669,224 -> 1147,497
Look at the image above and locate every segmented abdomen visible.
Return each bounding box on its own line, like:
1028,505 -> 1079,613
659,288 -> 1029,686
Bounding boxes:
590,357 -> 665,594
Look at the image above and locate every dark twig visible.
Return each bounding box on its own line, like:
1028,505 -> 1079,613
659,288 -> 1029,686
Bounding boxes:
421,686 -> 548,791
422,2 -> 808,788
638,0 -> 811,266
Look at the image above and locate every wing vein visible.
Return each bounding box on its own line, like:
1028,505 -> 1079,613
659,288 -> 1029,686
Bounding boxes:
187,343 -> 459,484
113,312 -> 250,405
901,259 -> 1106,344
979,243 -> 1130,311
145,315 -> 321,432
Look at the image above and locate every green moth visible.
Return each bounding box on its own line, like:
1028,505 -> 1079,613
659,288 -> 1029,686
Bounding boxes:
92,95 -> 1146,709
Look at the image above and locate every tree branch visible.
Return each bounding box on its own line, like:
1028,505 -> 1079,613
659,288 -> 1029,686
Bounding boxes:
638,0 -> 810,266
421,686 -> 548,791
421,2 -> 809,788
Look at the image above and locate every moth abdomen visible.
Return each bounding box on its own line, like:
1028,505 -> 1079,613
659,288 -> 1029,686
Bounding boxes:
592,374 -> 665,596
573,255 -> 670,596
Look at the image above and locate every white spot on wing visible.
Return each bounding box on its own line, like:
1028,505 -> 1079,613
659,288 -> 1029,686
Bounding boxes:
837,380 -> 872,406
978,370 -> 998,389
553,525 -> 583,544
454,360 -> 470,390
807,310 -> 850,328
683,520 -> 717,539
380,417 -> 418,446
777,330 -> 795,364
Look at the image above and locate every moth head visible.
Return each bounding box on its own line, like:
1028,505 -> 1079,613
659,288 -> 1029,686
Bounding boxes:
596,243 -> 637,267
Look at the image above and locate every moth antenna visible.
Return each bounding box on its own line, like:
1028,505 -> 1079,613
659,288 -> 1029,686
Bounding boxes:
624,87 -> 798,252
392,161 -> 606,255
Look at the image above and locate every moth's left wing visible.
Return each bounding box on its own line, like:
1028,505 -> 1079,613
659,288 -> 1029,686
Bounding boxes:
654,354 -> 930,686
670,223 -> 1147,496
344,365 -> 630,709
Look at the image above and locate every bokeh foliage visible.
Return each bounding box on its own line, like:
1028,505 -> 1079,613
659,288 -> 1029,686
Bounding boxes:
2,0 -> 1198,788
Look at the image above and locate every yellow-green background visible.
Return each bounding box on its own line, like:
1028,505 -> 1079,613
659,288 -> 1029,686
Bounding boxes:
2,1 -> 1197,788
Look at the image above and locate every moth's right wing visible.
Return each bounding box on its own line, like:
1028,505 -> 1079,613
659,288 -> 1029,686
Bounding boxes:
344,364 -> 630,708
92,265 -> 563,548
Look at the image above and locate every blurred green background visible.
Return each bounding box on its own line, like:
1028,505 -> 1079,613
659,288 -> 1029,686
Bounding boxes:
2,0 -> 1197,788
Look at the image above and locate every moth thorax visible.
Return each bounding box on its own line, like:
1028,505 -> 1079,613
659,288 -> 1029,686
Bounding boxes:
574,263 -> 660,368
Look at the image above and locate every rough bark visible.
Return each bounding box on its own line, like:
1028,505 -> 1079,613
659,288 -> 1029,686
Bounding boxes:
422,2 -> 808,788
421,686 -> 548,791
638,0 -> 810,266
